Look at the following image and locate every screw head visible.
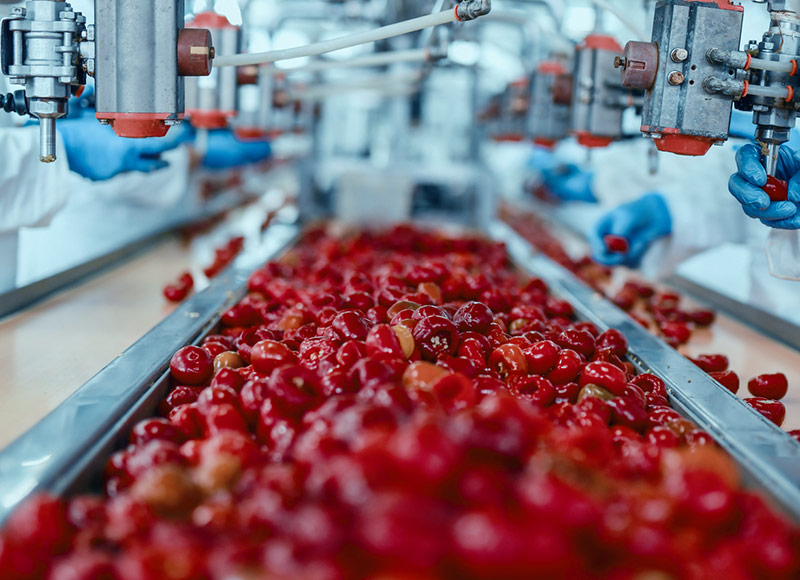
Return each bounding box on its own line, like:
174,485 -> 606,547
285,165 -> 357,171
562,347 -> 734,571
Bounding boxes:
614,56 -> 626,69
668,71 -> 685,85
671,48 -> 689,63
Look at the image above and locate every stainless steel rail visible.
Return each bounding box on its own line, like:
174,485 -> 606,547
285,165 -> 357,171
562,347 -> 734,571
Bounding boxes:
490,221 -> 800,521
0,223 -> 300,524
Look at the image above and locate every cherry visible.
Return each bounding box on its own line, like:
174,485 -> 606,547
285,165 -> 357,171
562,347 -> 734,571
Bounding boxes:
555,329 -> 595,358
453,301 -> 495,332
744,397 -> 786,426
524,340 -> 561,375
691,354 -> 729,373
365,324 -> 404,359
547,349 -> 584,385
747,373 -> 788,400
250,340 -> 297,375
688,309 -> 715,327
763,175 -> 789,202
331,310 -> 370,341
170,346 -> 213,386
603,234 -> 630,254
659,320 -> 692,345
488,344 -> 529,377
709,370 -> 740,394
131,418 -> 183,446
163,283 -> 189,302
595,329 -> 627,357
412,315 -> 459,360
579,361 -> 627,396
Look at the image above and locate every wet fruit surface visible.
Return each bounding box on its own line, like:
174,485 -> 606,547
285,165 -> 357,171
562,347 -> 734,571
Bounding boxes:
763,175 -> 789,202
5,225 -> 799,580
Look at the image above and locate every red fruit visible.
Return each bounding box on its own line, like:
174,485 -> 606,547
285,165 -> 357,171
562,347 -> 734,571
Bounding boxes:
165,385 -> 201,409
508,375 -> 557,407
163,283 -> 189,302
630,373 -> 667,398
431,372 -> 478,413
744,397 -> 786,426
579,361 -> 627,396
747,373 -> 789,400
170,346 -> 213,385
547,349 -> 584,385
488,344 -> 529,377
607,395 -> 648,431
268,365 -> 322,417
5,494 -> 71,553
647,425 -> 681,448
763,175 -> 788,202
710,370 -> 740,394
688,309 -> 715,326
604,234 -> 630,254
130,418 -> 183,446
168,404 -> 203,439
331,309 -> 370,341
595,329 -> 627,357
197,385 -> 240,413
787,429 -> 800,444
691,354 -> 729,373
659,320 -> 692,345
204,403 -> 249,434
453,301 -> 494,332
250,340 -> 297,375
412,315 -> 459,360
365,324 -> 404,359
524,340 -> 561,375
555,329 -> 596,358
211,367 -> 246,393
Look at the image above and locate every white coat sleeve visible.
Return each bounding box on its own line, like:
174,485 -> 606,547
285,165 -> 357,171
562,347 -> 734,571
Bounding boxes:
766,229 -> 800,280
0,126 -> 72,234
593,140 -> 751,279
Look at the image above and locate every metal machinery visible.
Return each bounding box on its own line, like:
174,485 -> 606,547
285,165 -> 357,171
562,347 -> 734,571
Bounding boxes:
234,65 -> 273,140
185,11 -> 240,131
527,57 -> 573,148
0,0 -> 215,161
617,0 -> 800,175
570,33 -> 642,148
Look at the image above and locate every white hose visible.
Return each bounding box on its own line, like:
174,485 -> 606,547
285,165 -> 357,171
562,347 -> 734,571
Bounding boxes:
213,8 -> 458,68
270,49 -> 431,75
586,0 -> 647,42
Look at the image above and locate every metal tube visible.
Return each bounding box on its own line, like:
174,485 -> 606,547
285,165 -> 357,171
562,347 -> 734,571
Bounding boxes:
39,117 -> 56,163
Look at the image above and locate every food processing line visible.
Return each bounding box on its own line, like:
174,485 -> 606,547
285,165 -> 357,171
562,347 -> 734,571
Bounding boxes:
2,0 -> 800,576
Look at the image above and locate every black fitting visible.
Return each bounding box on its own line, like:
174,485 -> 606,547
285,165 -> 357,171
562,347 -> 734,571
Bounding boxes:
0,90 -> 28,116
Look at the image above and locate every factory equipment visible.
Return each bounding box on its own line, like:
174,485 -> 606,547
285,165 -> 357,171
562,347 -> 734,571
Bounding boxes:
570,33 -> 642,148
0,0 -> 215,162
617,0 -> 800,175
0,0 -> 492,164
528,58 -> 573,148
184,11 -> 240,131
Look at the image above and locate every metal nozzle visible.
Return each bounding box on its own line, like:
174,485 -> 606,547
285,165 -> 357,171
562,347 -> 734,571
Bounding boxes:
39,118 -> 57,163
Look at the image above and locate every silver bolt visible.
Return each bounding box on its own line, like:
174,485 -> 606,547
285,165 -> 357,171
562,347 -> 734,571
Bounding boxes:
671,48 -> 689,63
98,118 -> 110,125
668,71 -> 685,85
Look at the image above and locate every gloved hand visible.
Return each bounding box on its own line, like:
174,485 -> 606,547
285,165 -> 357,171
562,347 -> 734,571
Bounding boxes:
198,130 -> 272,170
728,143 -> 800,229
589,192 -> 673,267
528,148 -> 597,203
540,163 -> 597,203
58,116 -> 191,181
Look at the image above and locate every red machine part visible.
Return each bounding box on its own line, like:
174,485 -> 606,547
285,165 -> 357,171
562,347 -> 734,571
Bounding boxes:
96,112 -> 184,138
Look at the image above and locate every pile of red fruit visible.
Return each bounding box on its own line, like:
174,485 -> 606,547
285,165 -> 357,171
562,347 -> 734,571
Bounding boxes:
3,225 -> 799,580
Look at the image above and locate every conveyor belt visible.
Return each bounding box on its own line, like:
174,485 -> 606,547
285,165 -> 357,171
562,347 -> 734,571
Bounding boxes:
1,220 -> 798,528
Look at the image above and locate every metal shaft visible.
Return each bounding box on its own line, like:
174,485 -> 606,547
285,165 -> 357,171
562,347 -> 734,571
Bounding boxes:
39,118 -> 57,163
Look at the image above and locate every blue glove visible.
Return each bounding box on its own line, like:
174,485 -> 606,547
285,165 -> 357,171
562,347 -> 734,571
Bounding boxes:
58,116 -> 190,181
199,130 -> 272,170
528,148 -> 597,203
541,163 -> 597,203
728,144 -> 800,229
589,192 -> 673,267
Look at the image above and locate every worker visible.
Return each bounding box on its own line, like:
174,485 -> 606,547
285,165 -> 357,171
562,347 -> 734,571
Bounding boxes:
531,110 -> 799,278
